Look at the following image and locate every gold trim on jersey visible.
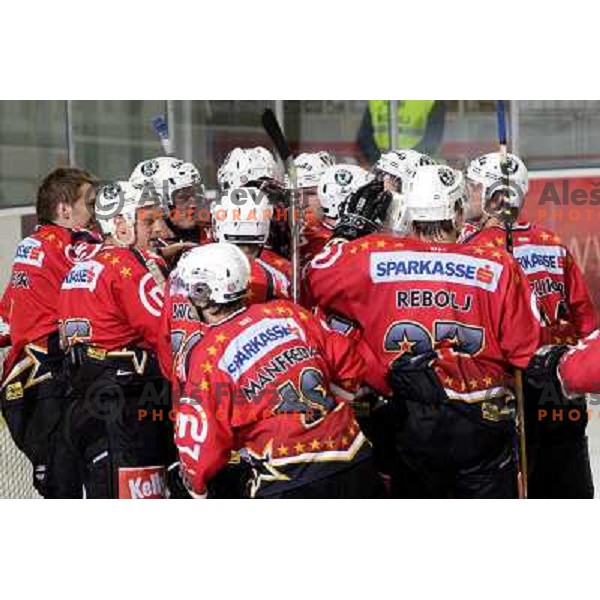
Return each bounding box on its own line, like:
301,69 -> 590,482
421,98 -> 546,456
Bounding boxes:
444,386 -> 515,404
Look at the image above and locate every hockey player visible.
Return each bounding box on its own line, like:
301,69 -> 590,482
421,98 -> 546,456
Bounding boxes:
212,187 -> 291,297
463,152 -> 596,342
462,152 -> 597,498
130,156 -> 208,253
305,166 -> 541,498
298,163 -> 371,265
173,242 -> 384,498
53,181 -> 175,498
0,167 -> 101,496
291,152 -> 336,262
157,188 -> 294,498
217,147 -> 291,258
369,149 -> 436,237
293,151 -> 336,206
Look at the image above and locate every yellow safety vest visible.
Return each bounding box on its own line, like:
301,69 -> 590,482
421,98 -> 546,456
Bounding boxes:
369,100 -> 435,150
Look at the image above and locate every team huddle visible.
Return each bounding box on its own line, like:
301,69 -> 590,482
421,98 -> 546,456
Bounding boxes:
1,144 -> 598,498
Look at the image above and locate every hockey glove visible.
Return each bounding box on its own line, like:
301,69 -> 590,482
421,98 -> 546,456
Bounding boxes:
525,344 -> 569,390
387,351 -> 448,404
166,462 -> 193,499
246,178 -> 288,206
333,180 -> 392,241
386,351 -> 450,430
0,318 -> 10,348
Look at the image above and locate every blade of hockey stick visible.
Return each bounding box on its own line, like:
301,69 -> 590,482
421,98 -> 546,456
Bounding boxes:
151,114 -> 173,156
262,109 -> 292,162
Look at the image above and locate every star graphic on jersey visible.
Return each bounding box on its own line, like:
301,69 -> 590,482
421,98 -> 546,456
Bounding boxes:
396,332 -> 417,356
120,267 -> 132,278
310,438 -> 322,451
215,333 -> 227,344
376,240 -> 387,248
24,345 -> 53,388
277,444 -> 289,457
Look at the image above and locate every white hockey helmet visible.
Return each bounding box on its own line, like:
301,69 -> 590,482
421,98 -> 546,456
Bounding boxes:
95,181 -> 160,244
250,146 -> 280,178
373,149 -> 436,190
178,242 -> 250,305
317,164 -> 371,220
130,156 -> 204,208
293,151 -> 336,189
217,146 -> 281,191
211,187 -> 271,245
466,152 -> 529,217
405,165 -> 467,225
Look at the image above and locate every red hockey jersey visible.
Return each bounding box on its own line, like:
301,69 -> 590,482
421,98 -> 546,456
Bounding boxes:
462,221 -> 597,344
58,245 -> 167,353
252,248 -> 291,302
175,299 -> 369,497
558,330 -> 600,394
1,224 -> 102,380
306,233 -> 541,401
300,219 -> 334,265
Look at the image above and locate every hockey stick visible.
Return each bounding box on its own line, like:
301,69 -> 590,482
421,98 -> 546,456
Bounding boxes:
261,108 -> 301,303
150,114 -> 174,156
497,100 -> 528,499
